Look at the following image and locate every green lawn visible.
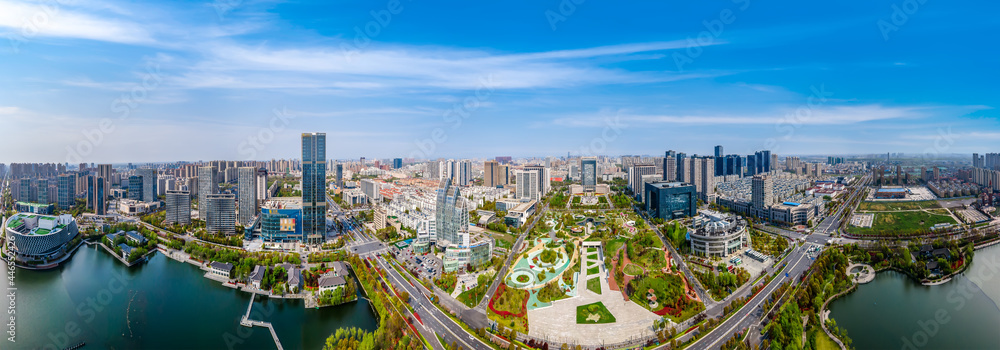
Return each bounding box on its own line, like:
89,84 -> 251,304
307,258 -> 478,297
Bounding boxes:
587,266 -> 600,275
576,302 -> 616,324
812,328 -> 840,350
846,210 -> 956,236
857,200 -> 940,211
605,238 -> 627,255
587,247 -> 597,253
623,263 -> 644,276
586,253 -> 598,260
587,277 -> 601,294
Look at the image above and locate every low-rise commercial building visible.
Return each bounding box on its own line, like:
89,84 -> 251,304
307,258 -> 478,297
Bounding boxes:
688,211 -> 750,258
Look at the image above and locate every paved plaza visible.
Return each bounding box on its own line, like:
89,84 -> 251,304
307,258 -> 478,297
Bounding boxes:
527,245 -> 661,345
850,213 -> 874,228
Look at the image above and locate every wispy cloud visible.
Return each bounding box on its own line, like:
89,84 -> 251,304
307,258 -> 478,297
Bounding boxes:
0,0 -> 155,45
550,105 -> 921,127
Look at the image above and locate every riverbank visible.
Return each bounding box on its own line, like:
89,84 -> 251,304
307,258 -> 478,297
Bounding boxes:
827,244 -> 1000,350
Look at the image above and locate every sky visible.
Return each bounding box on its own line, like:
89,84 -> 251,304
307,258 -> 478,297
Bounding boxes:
0,0 -> 998,164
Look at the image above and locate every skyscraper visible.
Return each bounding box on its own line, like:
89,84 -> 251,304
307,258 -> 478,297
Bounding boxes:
435,177 -> 469,248
581,156 -> 597,192
452,160 -> 472,186
137,168 -> 157,203
752,174 -> 774,218
238,167 -> 258,226
198,166 -> 218,220
335,163 -> 343,188
302,132 -> 327,245
393,158 -> 403,169
128,175 -> 143,200
87,175 -> 106,215
515,170 -> 540,201
523,165 -> 550,195
484,160 -> 499,187
165,190 -> 191,225
676,152 -> 687,181
628,165 -> 656,194
714,145 -> 725,176
35,178 -> 48,204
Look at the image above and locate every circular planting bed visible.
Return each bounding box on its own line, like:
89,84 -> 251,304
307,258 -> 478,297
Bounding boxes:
507,268 -> 536,289
623,263 -> 644,276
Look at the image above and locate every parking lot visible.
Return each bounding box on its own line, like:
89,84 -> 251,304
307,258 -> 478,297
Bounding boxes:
395,246 -> 443,280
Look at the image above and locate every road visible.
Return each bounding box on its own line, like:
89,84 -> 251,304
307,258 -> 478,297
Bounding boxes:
374,256 -> 492,350
478,202 -> 550,309
670,175 -> 871,349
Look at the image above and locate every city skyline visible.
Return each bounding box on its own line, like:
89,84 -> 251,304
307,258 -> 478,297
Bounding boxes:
1,0 -> 999,163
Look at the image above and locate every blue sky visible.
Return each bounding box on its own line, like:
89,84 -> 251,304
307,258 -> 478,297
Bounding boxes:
1,0 -> 997,163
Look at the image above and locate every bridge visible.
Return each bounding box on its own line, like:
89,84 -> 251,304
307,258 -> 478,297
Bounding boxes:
240,292 -> 283,350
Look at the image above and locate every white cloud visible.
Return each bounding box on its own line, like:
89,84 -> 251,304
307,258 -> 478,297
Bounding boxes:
552,105 -> 920,127
0,0 -> 154,45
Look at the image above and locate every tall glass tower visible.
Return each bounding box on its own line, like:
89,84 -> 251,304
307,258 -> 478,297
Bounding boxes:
302,132 -> 327,245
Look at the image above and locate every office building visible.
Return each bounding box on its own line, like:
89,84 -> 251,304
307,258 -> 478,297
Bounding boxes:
714,145 -> 725,176
393,158 -> 403,169
484,160 -> 500,187
137,168 -> 157,203
198,166 -> 218,220
128,175 -> 143,201
581,156 -> 597,192
335,163 -> 343,188
662,155 -> 677,182
688,211 -> 749,258
238,167 -> 258,226
302,132 -> 327,245
435,178 -> 469,248
515,170 -> 540,201
87,175 -> 106,215
676,152 -> 687,182
644,182 -> 697,220
4,213 -> 79,262
165,190 -> 191,225
97,164 -> 112,193
205,193 -> 236,235
260,200 -> 303,242
523,165 -> 550,196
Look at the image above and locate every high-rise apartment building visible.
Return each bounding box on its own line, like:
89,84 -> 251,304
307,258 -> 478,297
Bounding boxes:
452,160 -> 472,186
57,174 -> 76,210
205,193 -> 236,235
97,164 -> 112,194
238,167 -> 258,226
751,174 -> 774,218
165,190 -> 191,225
484,160 -> 499,187
198,166 -> 218,220
628,165 -> 656,194
662,155 -> 677,182
302,132 -> 327,245
35,178 -> 48,204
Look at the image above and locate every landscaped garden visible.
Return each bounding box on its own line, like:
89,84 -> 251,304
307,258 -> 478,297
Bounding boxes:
628,271 -> 704,322
488,284 -> 530,333
586,277 -> 601,294
576,302 -> 616,324
623,263 -> 644,276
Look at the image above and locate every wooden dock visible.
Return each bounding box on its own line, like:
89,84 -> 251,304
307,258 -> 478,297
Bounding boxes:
240,292 -> 283,350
